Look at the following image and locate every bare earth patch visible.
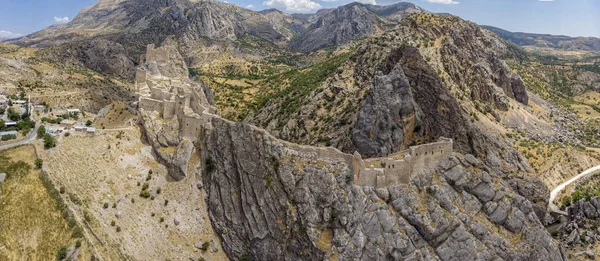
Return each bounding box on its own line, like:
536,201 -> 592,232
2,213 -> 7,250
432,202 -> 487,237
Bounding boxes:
38,128 -> 229,260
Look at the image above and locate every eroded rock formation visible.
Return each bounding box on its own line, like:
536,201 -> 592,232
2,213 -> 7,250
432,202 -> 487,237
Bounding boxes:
136,41 -> 565,261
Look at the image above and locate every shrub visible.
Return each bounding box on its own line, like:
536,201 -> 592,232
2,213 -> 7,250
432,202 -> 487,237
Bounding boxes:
164,200 -> 169,206
103,203 -> 109,209
75,240 -> 82,248
111,220 -> 116,226
140,190 -> 151,198
205,156 -> 215,173
56,247 -> 68,260
35,158 -> 43,169
43,134 -> 56,149
72,226 -> 83,238
116,226 -> 121,232
68,218 -> 76,228
37,125 -> 46,138
85,120 -> 93,127
160,217 -> 165,223
201,242 -> 210,251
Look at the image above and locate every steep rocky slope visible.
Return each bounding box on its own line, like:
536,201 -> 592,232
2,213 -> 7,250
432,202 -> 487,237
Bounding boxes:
137,41 -> 566,261
248,13 -> 529,165
245,13 -> 563,220
288,3 -> 410,53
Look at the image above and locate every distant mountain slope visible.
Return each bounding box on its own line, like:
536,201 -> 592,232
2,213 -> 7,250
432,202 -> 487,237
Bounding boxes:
483,25 -> 600,52
8,1 -> 424,68
289,2 -> 422,53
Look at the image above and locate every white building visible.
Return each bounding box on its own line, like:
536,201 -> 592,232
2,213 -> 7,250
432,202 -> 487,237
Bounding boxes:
67,109 -> 81,115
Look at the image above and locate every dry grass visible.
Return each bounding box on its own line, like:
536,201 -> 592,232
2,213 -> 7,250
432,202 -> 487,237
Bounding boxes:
94,102 -> 136,129
0,145 -> 80,260
38,128 -> 229,261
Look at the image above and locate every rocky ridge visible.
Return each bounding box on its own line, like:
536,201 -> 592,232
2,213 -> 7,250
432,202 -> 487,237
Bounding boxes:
137,40 -> 566,261
8,1 -> 423,78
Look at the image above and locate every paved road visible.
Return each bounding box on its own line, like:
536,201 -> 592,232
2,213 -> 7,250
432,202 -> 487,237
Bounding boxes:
0,123 -> 39,152
549,164 -> 600,215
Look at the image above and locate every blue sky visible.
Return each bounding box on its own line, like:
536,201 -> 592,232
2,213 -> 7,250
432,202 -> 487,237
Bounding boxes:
0,0 -> 599,39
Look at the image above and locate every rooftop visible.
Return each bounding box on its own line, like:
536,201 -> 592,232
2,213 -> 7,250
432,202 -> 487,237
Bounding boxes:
0,130 -> 18,136
61,119 -> 77,125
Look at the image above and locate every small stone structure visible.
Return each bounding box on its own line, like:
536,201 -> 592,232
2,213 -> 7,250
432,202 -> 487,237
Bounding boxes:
136,43 -> 454,189
353,138 -> 453,188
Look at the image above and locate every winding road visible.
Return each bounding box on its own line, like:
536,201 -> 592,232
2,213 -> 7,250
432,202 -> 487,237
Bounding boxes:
0,123 -> 39,152
549,164 -> 600,215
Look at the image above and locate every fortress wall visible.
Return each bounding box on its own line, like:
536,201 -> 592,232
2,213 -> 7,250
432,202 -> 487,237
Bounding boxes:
150,88 -> 165,100
181,114 -> 207,141
163,100 -> 176,119
409,140 -> 453,174
355,168 -> 382,187
146,44 -> 169,63
190,91 -> 205,115
140,98 -> 164,114
382,158 -> 412,186
135,69 -> 147,83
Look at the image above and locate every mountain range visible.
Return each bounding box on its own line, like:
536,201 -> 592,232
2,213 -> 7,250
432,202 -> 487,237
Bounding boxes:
483,25 -> 600,52
6,0 -> 424,79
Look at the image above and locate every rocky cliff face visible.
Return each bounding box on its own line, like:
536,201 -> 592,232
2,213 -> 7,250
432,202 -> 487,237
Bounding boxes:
136,40 -> 565,261
248,13 -> 530,166
200,118 -> 565,261
288,3 -> 382,53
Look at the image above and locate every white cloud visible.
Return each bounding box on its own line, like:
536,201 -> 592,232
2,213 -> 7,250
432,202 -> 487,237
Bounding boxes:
263,0 -> 322,12
54,16 -> 70,24
0,30 -> 23,39
247,4 -> 255,8
425,0 -> 459,4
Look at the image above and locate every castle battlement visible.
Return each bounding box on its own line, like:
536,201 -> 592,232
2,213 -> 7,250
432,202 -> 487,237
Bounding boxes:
136,42 -> 454,189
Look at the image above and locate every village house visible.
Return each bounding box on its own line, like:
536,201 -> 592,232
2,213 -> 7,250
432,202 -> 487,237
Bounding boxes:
46,127 -> 60,136
33,105 -> 45,112
86,127 -> 97,135
11,100 -> 26,107
60,119 -> 77,129
17,107 -> 27,116
67,108 -> 81,115
0,130 -> 18,137
4,121 -> 17,128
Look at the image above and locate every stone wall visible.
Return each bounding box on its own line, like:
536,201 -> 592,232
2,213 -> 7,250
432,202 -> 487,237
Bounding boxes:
145,44 -> 169,63
354,138 -> 454,188
139,98 -> 164,115
410,138 -> 453,173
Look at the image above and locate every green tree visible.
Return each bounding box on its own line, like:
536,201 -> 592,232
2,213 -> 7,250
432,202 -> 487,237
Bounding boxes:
43,134 -> 56,149
85,120 -> 93,127
0,108 -> 5,115
0,119 -> 4,131
35,158 -> 43,169
38,125 -> 46,138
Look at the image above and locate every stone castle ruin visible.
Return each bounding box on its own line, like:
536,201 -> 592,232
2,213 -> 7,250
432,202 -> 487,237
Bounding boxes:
135,42 -> 454,188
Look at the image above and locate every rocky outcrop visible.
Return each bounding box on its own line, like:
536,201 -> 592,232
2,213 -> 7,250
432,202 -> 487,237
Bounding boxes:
36,38 -> 135,79
200,120 -> 566,260
288,3 -> 380,53
134,41 -> 565,261
352,46 -> 469,157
